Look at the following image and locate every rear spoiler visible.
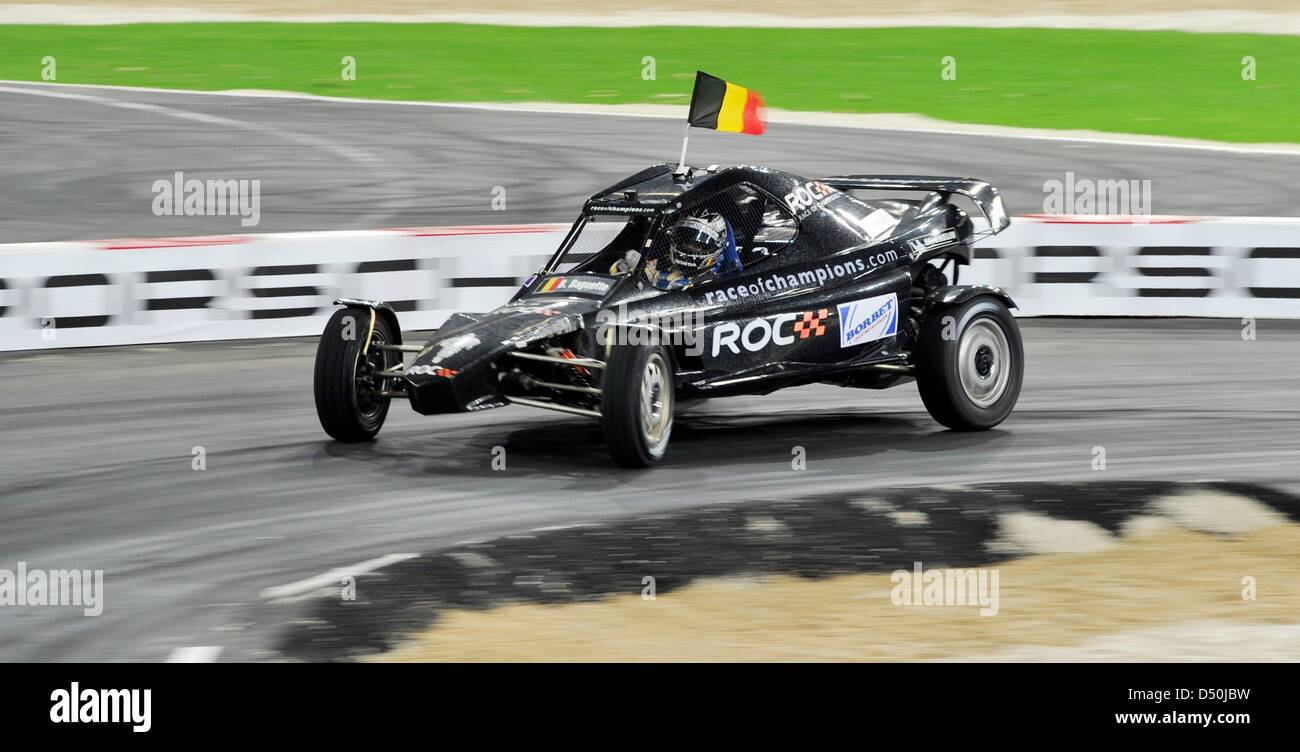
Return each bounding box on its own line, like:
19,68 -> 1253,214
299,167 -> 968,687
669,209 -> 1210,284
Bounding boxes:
819,175 -> 1011,239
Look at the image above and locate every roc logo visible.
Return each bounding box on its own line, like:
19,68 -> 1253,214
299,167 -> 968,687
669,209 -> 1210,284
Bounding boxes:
837,293 -> 898,348
783,180 -> 837,218
793,309 -> 830,339
711,309 -> 829,356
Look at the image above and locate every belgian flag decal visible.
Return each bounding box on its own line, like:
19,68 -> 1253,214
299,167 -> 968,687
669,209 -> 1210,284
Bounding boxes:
686,71 -> 766,135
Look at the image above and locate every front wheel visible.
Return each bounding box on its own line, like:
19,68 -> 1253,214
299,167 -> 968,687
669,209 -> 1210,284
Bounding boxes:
915,296 -> 1023,430
601,343 -> 675,467
314,308 -> 397,442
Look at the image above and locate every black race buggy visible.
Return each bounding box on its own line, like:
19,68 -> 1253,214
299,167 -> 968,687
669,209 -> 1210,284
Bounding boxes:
314,163 -> 1022,467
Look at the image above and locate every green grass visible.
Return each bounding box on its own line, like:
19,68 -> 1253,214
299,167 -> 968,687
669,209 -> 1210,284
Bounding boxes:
1,23 -> 1296,142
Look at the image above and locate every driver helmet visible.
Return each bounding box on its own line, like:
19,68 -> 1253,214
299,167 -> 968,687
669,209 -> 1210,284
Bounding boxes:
668,212 -> 726,273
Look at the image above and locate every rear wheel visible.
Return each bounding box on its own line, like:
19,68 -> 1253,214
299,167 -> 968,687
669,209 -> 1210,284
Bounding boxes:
601,343 -> 675,467
314,308 -> 397,442
915,296 -> 1023,430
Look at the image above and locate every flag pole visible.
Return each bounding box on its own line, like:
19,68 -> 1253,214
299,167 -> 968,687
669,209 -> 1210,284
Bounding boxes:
674,122 -> 691,175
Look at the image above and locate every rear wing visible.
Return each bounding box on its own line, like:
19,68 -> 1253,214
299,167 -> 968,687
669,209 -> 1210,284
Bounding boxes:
819,175 -> 1011,240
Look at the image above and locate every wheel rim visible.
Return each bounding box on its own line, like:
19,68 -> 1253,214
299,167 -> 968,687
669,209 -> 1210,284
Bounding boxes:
639,353 -> 673,455
957,318 -> 1011,408
354,332 -> 391,421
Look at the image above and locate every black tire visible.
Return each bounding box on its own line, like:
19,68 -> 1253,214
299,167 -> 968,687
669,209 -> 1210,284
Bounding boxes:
915,295 -> 1023,430
601,343 -> 675,467
314,308 -> 397,442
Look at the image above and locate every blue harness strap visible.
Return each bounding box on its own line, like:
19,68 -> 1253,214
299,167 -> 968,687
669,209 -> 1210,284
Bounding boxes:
712,219 -> 743,275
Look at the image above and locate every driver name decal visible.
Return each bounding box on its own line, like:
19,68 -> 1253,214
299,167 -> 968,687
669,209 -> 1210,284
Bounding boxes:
837,293 -> 898,348
535,276 -> 613,296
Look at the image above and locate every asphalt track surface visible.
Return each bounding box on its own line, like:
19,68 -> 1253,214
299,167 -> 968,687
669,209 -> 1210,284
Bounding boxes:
2,319 -> 1299,660
3,82 -> 1300,244
3,83 -> 1300,661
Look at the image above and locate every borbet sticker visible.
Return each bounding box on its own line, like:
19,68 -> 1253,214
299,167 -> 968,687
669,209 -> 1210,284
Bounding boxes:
534,275 -> 613,296
837,293 -> 898,348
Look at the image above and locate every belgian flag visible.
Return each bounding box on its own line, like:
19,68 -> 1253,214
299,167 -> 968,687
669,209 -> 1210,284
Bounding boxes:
686,71 -> 766,136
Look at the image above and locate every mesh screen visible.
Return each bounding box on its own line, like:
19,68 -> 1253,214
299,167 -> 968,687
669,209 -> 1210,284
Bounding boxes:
643,183 -> 797,289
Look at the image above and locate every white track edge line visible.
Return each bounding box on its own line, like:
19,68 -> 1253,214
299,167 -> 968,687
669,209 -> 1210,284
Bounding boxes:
3,80 -> 1299,157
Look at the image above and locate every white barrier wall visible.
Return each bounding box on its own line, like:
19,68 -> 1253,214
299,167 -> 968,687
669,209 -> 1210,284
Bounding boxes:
0,226 -> 565,351
971,216 -> 1300,318
1,218 -> 1297,351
